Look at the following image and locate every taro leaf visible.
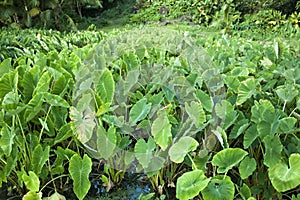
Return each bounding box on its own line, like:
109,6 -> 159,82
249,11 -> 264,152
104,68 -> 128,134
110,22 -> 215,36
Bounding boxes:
22,171 -> 40,192
269,154 -> 300,192
229,118 -> 249,139
129,98 -> 151,126
69,154 -> 92,200
251,100 -> 275,124
276,85 -> 298,104
185,101 -> 206,128
195,89 -> 213,112
33,71 -> 51,95
169,136 -> 199,163
0,58 -> 12,77
224,75 -> 240,93
97,126 -> 117,160
239,183 -> 251,200
236,77 -> 257,105
41,92 -> 70,107
215,100 -> 238,130
212,148 -> 248,173
243,124 -> 259,149
22,191 -> 42,200
31,144 -> 50,175
176,170 -> 211,200
43,192 -> 66,200
145,156 -> 165,175
263,135 -> 283,168
0,70 -> 18,99
257,110 -> 279,138
151,111 -> 172,151
2,91 -> 20,114
278,117 -> 297,133
0,125 -> 15,156
24,93 -> 43,122
201,175 -> 235,200
69,106 -> 96,144
123,52 -> 140,71
95,68 -> 115,105
212,126 -> 228,149
21,66 -> 39,103
239,156 -> 256,179
124,69 -> 139,95
134,137 -> 156,169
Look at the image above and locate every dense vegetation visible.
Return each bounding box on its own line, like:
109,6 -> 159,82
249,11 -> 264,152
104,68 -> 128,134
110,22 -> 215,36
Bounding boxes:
0,1 -> 300,200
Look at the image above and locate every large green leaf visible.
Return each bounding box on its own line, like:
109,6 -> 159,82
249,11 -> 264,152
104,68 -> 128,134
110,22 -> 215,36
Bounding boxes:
134,137 -> 156,169
263,135 -> 283,168
239,156 -> 257,179
169,136 -> 199,163
269,154 -> 300,192
275,84 -> 298,104
0,125 -> 15,156
195,89 -> 213,112
2,91 -> 21,114
151,111 -> 172,151
201,175 -> 235,200
22,171 -> 40,192
212,148 -> 248,173
69,154 -> 92,200
215,100 -> 238,130
95,68 -> 115,105
185,101 -> 206,128
243,124 -> 259,149
278,117 -> 297,133
236,77 -> 257,105
97,126 -> 117,160
0,70 -> 18,99
41,92 -> 70,107
31,144 -> 50,175
0,58 -> 12,77
129,98 -> 151,126
176,170 -> 211,200
69,106 -> 96,144
33,71 -> 51,95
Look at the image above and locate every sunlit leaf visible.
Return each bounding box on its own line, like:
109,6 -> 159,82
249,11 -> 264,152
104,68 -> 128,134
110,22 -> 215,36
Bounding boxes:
169,136 -> 198,163
69,106 -> 96,144
95,68 -> 115,105
215,100 -> 238,130
263,135 -> 282,168
22,191 -> 42,200
22,171 -> 40,192
269,154 -> 300,192
276,85 -> 298,103
251,100 -> 275,124
97,126 -> 117,160
151,111 -> 172,150
0,70 -> 18,99
229,118 -> 249,139
278,117 -> 297,133
0,125 -> 15,156
176,170 -> 211,200
236,77 -> 257,105
31,144 -> 50,175
33,71 -> 51,95
134,137 -> 156,169
0,58 -> 12,77
201,175 -> 234,200
129,98 -> 151,126
69,154 -> 92,200
239,156 -> 256,179
212,148 -> 248,173
185,101 -> 206,128
43,192 -> 66,200
41,92 -> 70,107
195,89 -> 213,112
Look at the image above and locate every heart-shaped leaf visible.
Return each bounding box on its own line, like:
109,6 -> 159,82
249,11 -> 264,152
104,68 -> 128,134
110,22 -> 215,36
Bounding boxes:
269,154 -> 300,192
129,98 -> 151,126
0,125 -> 15,156
239,156 -> 256,179
22,171 -> 40,192
276,85 -> 298,104
134,137 -> 156,169
212,148 -> 248,173
95,68 -> 115,105
69,154 -> 92,200
151,111 -> 172,150
185,101 -> 206,128
176,170 -> 211,200
263,135 -> 283,168
201,175 -> 235,200
215,100 -> 238,130
97,126 -> 117,160
236,77 -> 257,105
169,136 -> 199,163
